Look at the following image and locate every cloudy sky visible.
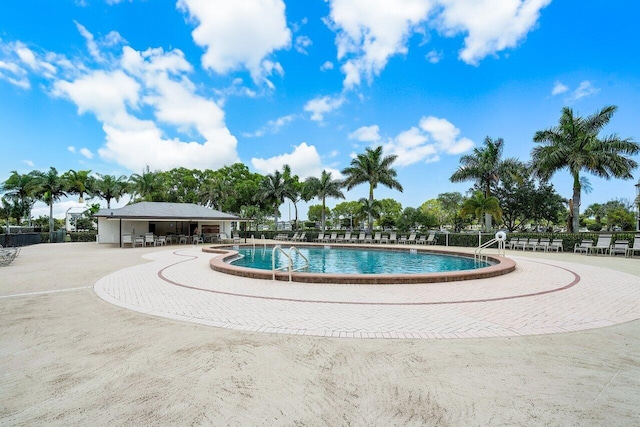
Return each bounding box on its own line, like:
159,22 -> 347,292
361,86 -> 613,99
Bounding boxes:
1,0 -> 639,220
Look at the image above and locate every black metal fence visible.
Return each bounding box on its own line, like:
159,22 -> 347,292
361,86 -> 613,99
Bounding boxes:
0,233 -> 41,247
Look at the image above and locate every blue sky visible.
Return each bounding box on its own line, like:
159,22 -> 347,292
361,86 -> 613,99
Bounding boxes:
1,0 -> 639,220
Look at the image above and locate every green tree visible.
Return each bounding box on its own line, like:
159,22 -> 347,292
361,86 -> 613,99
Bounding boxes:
419,199 -> 447,229
129,166 -> 165,202
282,165 -> 303,229
331,201 -> 361,230
460,191 -> 502,230
341,146 -> 403,232
436,192 -> 468,232
94,173 -> 129,209
302,170 -> 345,231
307,204 -> 330,224
32,167 -> 68,238
396,207 -> 436,233
257,170 -> 287,230
377,198 -> 402,229
1,170 -> 39,225
62,169 -> 92,203
450,136 -> 524,231
531,105 -> 639,232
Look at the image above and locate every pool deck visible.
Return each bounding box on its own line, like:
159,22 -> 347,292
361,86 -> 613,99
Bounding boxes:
94,242 -> 640,339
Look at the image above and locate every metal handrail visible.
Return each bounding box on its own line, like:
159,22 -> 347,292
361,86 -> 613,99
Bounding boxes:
288,246 -> 309,273
475,237 -> 505,262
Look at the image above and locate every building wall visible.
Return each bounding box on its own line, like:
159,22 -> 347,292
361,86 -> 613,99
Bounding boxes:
97,219 -> 149,244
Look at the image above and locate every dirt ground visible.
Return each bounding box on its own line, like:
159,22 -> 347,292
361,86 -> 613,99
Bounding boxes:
1,243 -> 639,426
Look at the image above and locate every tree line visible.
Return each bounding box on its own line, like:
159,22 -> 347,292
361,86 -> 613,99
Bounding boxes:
2,105 -> 638,233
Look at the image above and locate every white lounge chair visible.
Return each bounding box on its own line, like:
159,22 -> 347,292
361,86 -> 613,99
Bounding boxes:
626,236 -> 640,257
373,232 -> 382,243
400,233 -> 416,244
548,239 -> 564,252
610,240 -> 629,257
315,233 -> 325,242
588,235 -> 612,255
574,239 -> 593,254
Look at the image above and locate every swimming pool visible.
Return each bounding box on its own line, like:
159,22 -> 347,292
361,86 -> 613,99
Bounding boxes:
229,246 -> 490,274
205,244 -> 516,284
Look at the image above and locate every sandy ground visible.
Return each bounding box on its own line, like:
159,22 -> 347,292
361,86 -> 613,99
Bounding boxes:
1,242 -> 639,426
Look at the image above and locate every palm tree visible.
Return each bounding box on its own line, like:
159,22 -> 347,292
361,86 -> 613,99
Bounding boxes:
341,146 -> 403,232
531,105 -> 639,232
357,197 -> 381,229
199,174 -> 231,211
302,170 -> 345,231
450,136 -> 523,231
1,170 -> 39,225
94,173 -> 129,209
282,165 -> 302,230
460,191 -> 502,230
32,167 -> 68,238
62,169 -> 92,203
129,166 -> 165,202
256,170 -> 287,231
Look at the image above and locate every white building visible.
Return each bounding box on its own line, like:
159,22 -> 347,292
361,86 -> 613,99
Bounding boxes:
95,202 -> 242,246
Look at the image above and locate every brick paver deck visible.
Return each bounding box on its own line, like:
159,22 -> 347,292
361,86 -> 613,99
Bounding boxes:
94,246 -> 640,339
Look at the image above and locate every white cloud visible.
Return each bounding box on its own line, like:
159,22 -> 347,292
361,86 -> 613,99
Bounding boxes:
572,80 -> 599,101
251,142 -> 341,179
74,21 -> 102,62
551,81 -> 568,95
553,80 -> 600,102
327,0 -> 433,89
326,0 -> 550,88
426,49 -> 442,63
357,116 -> 474,166
304,95 -> 345,122
79,148 -> 94,159
435,0 -> 551,65
320,61 -> 334,71
349,125 -> 381,142
67,146 -> 76,153
23,160 -> 35,167
295,35 -> 313,55
243,114 -> 296,138
178,0 -> 291,86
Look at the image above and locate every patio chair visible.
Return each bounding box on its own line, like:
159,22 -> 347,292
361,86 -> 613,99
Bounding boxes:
574,239 -> 593,254
0,248 -> 20,267
364,234 -> 373,244
380,233 -> 390,244
233,233 -> 241,244
328,232 -> 338,243
424,232 -> 437,245
122,234 -> 133,248
192,235 -> 204,245
626,236 -> 640,257
548,239 -> 564,252
416,235 -> 427,245
400,233 -> 416,244
294,232 -> 307,242
505,237 -> 520,250
524,238 -> 539,251
145,233 -> 155,246
588,235 -> 612,255
133,236 -> 145,247
315,233 -> 325,242
373,232 -> 382,243
338,232 -> 351,243
610,240 -> 629,257
355,232 -> 365,243
513,238 -> 529,251
288,232 -> 299,241
534,238 -> 550,252
155,236 -> 167,246
387,231 -> 397,244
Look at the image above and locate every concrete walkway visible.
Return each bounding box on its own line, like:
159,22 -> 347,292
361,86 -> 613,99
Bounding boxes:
94,245 -> 640,339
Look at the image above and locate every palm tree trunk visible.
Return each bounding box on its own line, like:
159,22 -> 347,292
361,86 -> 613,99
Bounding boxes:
485,183 -> 492,232
274,206 -> 279,233
572,176 -> 581,234
321,197 -> 326,231
368,186 -> 374,233
49,202 -> 54,242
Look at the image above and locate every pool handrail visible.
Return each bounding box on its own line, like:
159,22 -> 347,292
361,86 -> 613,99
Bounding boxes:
475,237 -> 505,262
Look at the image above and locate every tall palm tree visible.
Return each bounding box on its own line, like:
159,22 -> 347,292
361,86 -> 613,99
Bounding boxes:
32,167 -> 68,237
199,174 -> 231,211
302,170 -> 345,231
341,146 -> 403,232
282,165 -> 302,230
460,191 -> 502,231
531,105 -> 639,232
62,169 -> 92,203
450,136 -> 523,231
256,170 -> 287,231
94,173 -> 129,209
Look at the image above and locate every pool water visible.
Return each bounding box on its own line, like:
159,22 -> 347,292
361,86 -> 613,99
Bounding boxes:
229,246 -> 489,275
